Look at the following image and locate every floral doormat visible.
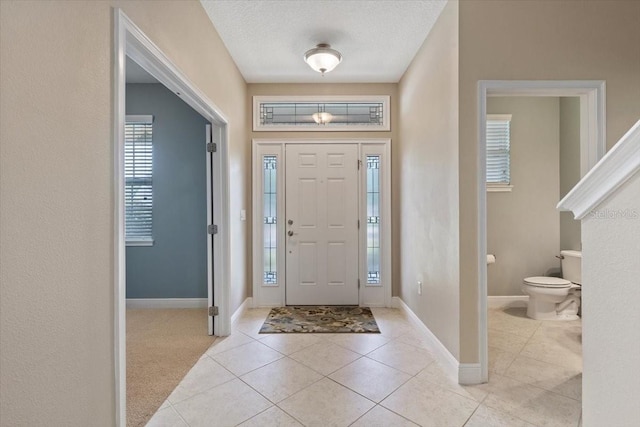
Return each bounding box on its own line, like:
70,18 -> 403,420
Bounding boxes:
259,306 -> 380,334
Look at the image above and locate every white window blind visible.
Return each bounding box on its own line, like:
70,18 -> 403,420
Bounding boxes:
125,115 -> 153,243
486,114 -> 512,185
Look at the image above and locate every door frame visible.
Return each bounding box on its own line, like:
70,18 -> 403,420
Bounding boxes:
476,80 -> 605,384
252,138 -> 392,308
113,9 -> 231,426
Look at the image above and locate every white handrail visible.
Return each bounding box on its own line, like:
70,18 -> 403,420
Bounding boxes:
557,120 -> 640,220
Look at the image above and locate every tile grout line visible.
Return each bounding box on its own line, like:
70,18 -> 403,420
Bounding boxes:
273,401 -> 307,427
157,307 -> 579,427
167,399 -> 192,427
488,317 -> 542,374
485,310 -> 582,426
236,355 -> 326,405
167,358 -> 237,407
460,403 -> 482,427
345,403 -> 418,427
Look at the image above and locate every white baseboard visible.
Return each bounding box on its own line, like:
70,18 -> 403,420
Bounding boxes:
487,295 -> 529,309
231,297 -> 253,325
392,297 -> 484,385
391,297 -> 460,380
126,298 -> 207,309
458,363 -> 482,385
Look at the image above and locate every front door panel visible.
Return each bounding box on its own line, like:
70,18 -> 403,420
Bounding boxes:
285,144 -> 359,305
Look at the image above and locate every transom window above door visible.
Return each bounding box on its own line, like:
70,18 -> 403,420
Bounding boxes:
253,96 -> 390,132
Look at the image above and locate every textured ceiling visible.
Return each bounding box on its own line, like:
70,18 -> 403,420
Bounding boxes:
200,0 -> 447,83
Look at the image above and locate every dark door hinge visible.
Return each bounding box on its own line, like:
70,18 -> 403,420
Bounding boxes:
208,224 -> 218,235
208,306 -> 219,316
207,142 -> 217,153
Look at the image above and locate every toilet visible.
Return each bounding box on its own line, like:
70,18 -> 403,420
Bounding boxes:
521,250 -> 582,320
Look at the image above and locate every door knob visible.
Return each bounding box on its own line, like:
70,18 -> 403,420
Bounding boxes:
288,230 -> 294,237
288,219 -> 294,225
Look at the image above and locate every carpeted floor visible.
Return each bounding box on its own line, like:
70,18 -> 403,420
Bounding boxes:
126,308 -> 215,427
260,306 -> 380,333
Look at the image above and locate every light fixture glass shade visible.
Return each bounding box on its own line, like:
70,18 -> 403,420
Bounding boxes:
312,112 -> 333,124
304,44 -> 342,75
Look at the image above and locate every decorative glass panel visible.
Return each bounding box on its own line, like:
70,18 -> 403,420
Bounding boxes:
260,102 -> 384,127
263,156 -> 278,285
254,96 -> 390,131
366,155 -> 381,285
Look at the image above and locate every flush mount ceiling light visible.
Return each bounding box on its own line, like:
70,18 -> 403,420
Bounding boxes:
304,43 -> 342,75
312,112 -> 333,124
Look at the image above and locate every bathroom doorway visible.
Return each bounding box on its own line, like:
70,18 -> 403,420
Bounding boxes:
476,80 -> 606,384
483,96 -> 585,424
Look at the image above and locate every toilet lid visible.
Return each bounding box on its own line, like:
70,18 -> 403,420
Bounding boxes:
524,276 -> 572,288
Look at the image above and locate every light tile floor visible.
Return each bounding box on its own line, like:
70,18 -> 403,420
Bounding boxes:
147,306 -> 582,427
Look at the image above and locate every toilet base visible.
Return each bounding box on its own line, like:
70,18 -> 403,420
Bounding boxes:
522,285 -> 581,321
555,313 -> 580,321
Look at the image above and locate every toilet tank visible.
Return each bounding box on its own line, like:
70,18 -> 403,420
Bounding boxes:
561,250 -> 582,284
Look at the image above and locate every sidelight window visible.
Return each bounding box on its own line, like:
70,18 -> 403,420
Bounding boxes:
366,155 -> 381,285
263,155 -> 278,285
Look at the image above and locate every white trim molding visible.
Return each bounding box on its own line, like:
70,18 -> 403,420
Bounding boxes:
115,10 -> 231,332
392,297 -> 461,382
558,120 -> 640,220
477,80 -> 606,385
114,8 -> 232,426
392,297 -> 483,384
458,364 -> 482,385
125,239 -> 154,247
126,298 -> 207,309
231,297 -> 253,325
486,185 -> 513,193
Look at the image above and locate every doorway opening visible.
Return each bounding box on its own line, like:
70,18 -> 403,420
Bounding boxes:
252,139 -> 392,308
477,80 -> 606,384
114,9 -> 231,425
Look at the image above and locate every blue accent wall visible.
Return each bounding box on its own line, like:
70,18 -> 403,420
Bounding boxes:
126,83 -> 209,298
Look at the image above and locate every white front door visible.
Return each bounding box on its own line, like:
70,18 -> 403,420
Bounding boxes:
285,144 -> 359,305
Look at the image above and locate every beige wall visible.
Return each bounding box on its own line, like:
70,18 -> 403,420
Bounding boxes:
2,3 -> 639,422
248,83 -> 400,294
582,172 -> 640,426
0,1 -> 247,425
398,0 -> 460,357
487,97 -> 561,296
458,0 -> 640,362
559,97 -> 582,251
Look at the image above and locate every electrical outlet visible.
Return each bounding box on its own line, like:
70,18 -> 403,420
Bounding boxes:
417,280 -> 422,295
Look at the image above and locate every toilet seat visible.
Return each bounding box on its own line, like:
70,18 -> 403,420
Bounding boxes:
524,276 -> 572,288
